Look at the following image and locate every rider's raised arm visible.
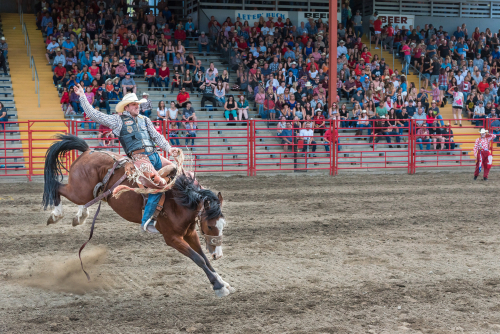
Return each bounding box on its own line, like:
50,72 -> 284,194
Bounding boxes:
144,116 -> 171,152
79,95 -> 120,130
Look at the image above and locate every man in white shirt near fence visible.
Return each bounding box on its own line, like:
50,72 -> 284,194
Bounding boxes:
299,122 -> 317,157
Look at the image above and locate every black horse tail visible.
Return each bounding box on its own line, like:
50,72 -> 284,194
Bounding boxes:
42,134 -> 89,210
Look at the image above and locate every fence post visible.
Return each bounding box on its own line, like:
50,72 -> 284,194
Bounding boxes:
28,122 -> 33,181
329,121 -> 334,175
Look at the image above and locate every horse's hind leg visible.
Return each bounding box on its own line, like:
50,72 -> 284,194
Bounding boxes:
47,194 -> 64,225
72,205 -> 89,226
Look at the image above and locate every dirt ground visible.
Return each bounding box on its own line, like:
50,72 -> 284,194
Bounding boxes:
1,172 -> 500,333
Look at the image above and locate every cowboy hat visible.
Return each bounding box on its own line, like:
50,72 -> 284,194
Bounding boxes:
305,82 -> 312,87
479,128 -> 488,134
115,93 -> 147,113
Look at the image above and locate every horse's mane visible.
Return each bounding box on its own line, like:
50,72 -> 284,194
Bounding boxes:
173,175 -> 223,221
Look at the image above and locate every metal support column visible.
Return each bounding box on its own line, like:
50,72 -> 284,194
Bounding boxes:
328,0 -> 338,108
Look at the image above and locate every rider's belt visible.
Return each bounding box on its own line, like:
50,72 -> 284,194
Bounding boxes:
130,147 -> 156,156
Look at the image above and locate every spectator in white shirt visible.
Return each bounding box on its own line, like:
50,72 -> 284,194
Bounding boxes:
337,40 -> 347,57
276,81 -> 286,95
299,122 -> 317,156
266,73 -> 279,88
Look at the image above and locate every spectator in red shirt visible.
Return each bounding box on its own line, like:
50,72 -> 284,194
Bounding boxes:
373,16 -> 382,49
174,24 -> 189,47
158,61 -> 170,91
383,23 -> 395,51
478,77 -> 489,93
144,62 -> 158,90
176,87 -> 190,109
120,33 -> 129,48
237,37 -> 248,52
53,62 -> 67,85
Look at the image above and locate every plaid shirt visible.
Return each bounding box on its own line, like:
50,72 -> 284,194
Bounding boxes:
78,95 -> 170,151
140,98 -> 153,112
154,54 -> 165,65
438,74 -> 448,87
297,78 -> 307,89
269,61 -> 280,73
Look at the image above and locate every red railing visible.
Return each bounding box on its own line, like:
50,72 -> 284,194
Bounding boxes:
0,118 -> 497,180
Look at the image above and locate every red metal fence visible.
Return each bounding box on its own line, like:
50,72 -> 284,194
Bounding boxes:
0,118 -> 497,180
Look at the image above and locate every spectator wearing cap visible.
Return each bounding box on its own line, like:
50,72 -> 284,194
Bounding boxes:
353,10 -> 363,38
342,77 -> 356,100
53,61 -> 67,86
269,57 -> 280,74
61,37 -> 76,56
52,48 -> 65,70
93,87 -> 110,114
0,37 -> 7,58
139,92 -> 153,118
337,40 -> 347,58
184,16 -> 195,39
121,72 -> 136,95
45,38 -> 60,64
115,60 -> 128,78
198,31 -> 210,55
299,122 -> 317,156
80,51 -> 93,69
473,52 -> 484,70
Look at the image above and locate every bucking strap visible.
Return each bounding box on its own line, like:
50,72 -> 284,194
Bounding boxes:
152,193 -> 166,221
79,172 -> 128,281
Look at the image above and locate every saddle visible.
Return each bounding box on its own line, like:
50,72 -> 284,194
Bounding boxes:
89,150 -> 177,204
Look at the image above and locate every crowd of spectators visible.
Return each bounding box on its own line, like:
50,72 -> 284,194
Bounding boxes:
35,0 -> 500,152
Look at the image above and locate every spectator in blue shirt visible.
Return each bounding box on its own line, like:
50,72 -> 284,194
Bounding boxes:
492,46 -> 500,59
41,12 -> 53,30
62,38 -> 76,56
279,122 -> 294,151
80,51 -> 92,68
284,46 -> 295,60
453,26 -> 465,40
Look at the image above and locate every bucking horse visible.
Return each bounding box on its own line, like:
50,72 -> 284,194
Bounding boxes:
42,134 -> 235,297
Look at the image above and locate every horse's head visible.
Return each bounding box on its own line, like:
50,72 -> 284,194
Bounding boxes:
198,192 -> 226,260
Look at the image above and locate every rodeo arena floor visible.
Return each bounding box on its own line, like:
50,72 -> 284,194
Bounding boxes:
0,172 -> 499,333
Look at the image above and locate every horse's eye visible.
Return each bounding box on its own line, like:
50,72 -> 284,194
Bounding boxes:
208,226 -> 212,230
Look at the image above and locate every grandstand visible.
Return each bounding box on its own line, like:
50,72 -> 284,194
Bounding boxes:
2,0 -> 498,177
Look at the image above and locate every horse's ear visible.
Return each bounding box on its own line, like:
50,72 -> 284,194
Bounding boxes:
217,192 -> 223,205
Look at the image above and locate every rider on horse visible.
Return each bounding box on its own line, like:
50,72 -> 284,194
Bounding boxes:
74,83 -> 180,233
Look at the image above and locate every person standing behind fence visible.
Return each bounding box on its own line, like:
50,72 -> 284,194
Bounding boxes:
474,128 -> 496,181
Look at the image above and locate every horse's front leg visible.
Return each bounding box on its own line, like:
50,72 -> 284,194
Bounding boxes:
184,228 -> 235,293
163,234 -> 231,298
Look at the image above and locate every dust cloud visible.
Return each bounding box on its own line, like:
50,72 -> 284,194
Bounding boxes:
17,246 -> 110,294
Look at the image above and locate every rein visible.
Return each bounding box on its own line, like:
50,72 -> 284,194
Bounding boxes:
196,207 -> 224,247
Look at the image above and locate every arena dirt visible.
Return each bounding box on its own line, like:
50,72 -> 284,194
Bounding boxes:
1,172 -> 500,333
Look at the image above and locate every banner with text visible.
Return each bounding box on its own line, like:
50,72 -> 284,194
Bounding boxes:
235,10 -> 289,25
377,14 -> 415,28
297,12 -> 341,25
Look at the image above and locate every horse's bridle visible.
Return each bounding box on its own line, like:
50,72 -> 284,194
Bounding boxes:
196,207 -> 223,247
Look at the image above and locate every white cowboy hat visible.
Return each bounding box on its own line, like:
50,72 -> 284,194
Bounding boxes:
115,93 -> 147,113
305,82 -> 312,87
362,110 -> 367,113
479,128 -> 487,134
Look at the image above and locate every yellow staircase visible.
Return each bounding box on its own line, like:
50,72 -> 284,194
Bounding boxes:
2,13 -> 68,175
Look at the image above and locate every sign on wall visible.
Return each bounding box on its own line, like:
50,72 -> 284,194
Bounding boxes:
376,14 -> 414,28
297,12 -> 341,25
235,10 -> 289,25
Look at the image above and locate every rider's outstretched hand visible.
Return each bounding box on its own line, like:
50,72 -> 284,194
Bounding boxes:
74,83 -> 85,97
169,147 -> 180,157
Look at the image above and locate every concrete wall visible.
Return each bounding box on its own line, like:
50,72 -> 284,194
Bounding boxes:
201,9 -> 498,37
413,16 -> 497,34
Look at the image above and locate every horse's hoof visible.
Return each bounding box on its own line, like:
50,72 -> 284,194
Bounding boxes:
47,215 -> 62,225
214,287 -> 230,298
227,286 -> 236,293
72,217 -> 81,227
